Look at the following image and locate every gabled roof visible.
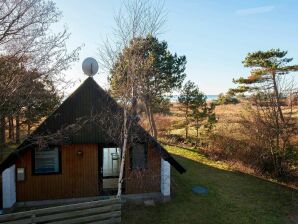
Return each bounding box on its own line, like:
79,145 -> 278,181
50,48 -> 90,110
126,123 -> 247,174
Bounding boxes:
0,77 -> 186,173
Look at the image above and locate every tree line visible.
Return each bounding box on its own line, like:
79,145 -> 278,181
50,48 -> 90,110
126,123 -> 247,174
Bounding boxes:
0,0 -> 80,156
0,56 -> 60,145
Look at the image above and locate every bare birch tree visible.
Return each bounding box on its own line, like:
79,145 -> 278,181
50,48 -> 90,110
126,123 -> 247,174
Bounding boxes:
112,49 -> 142,197
98,0 -> 166,72
0,0 -> 81,96
98,0 -> 167,197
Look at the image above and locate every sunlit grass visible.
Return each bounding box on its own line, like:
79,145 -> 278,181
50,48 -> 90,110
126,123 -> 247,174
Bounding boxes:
123,144 -> 298,224
165,145 -> 231,171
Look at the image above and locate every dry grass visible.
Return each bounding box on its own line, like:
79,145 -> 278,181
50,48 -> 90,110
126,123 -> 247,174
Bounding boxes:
214,103 -> 246,123
155,102 -> 298,186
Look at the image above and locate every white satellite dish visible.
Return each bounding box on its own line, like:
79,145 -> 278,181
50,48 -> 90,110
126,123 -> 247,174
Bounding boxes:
82,57 -> 99,77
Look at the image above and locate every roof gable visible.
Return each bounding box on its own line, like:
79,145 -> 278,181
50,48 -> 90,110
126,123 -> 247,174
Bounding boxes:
0,78 -> 186,173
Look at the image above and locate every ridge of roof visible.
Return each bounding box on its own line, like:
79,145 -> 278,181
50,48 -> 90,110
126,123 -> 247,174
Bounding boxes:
0,77 -> 186,174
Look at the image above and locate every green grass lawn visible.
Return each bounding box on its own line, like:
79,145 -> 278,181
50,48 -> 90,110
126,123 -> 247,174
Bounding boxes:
122,145 -> 298,224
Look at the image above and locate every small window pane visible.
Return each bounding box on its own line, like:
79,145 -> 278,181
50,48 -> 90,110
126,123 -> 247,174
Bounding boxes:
34,147 -> 60,174
131,143 -> 147,170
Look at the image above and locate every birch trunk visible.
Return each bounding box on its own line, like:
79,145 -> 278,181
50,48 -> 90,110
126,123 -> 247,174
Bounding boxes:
117,109 -> 128,197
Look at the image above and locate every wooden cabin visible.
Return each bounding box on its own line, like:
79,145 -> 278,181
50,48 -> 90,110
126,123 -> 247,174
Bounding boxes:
0,77 -> 185,209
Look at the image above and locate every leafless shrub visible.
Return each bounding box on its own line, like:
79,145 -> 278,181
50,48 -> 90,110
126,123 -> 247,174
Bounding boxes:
206,88 -> 298,178
0,0 -> 81,147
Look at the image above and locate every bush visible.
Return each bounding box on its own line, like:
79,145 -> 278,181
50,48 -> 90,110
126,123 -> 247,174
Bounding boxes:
205,106 -> 298,178
163,134 -> 185,144
215,93 -> 239,105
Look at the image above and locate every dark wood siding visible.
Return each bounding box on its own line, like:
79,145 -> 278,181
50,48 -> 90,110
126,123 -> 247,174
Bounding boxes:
124,144 -> 161,194
15,144 -> 99,201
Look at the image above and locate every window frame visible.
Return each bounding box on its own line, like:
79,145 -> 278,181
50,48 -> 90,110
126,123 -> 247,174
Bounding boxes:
129,142 -> 148,171
32,145 -> 62,175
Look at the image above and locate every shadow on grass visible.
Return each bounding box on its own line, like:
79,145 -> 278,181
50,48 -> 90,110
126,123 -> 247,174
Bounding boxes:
164,141 -> 298,189
123,146 -> 298,224
160,140 -> 200,153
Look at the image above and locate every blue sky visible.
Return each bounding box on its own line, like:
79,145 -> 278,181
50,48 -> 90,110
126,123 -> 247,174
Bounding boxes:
53,0 -> 298,95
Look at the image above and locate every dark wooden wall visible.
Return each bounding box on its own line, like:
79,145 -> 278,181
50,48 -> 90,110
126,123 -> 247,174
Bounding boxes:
124,144 -> 161,194
15,144 -> 99,201
14,143 -> 161,202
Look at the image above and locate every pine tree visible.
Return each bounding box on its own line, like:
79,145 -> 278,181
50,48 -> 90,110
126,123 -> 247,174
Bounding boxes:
110,35 -> 186,138
232,49 -> 298,176
178,81 -> 197,139
232,49 -> 298,122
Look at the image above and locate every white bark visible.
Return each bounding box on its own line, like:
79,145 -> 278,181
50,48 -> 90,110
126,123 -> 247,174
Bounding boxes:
117,109 -> 128,197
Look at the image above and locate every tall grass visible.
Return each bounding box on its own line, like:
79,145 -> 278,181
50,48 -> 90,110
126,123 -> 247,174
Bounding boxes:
155,102 -> 298,186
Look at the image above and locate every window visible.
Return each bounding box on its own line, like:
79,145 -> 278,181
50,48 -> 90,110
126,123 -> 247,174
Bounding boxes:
103,147 -> 121,177
130,143 -> 147,170
33,146 -> 61,174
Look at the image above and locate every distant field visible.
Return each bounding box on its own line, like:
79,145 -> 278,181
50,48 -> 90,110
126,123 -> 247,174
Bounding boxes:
169,102 -> 298,139
157,102 -> 298,185
214,103 -> 298,145
167,103 -> 248,139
